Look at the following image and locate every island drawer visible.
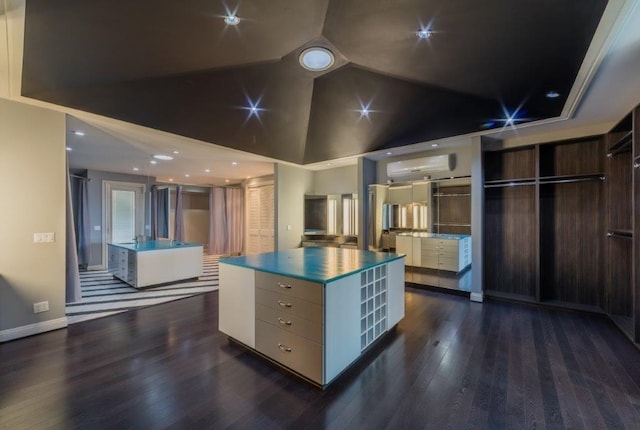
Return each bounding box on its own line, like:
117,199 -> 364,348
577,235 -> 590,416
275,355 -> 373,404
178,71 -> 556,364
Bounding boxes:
255,320 -> 322,384
256,303 -> 323,343
255,271 -> 322,304
255,288 -> 323,325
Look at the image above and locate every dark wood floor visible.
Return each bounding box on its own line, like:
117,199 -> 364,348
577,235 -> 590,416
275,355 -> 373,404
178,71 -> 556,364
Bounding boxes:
2,288 -> 640,429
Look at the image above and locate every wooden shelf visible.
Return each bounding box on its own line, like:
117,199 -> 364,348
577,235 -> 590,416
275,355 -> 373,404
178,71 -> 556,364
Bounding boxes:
433,222 -> 471,227
433,193 -> 471,197
607,131 -> 632,157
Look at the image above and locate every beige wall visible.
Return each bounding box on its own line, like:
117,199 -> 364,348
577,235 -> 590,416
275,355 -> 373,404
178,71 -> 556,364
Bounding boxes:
275,163 -> 313,250
0,98 -> 66,338
312,165 -> 358,195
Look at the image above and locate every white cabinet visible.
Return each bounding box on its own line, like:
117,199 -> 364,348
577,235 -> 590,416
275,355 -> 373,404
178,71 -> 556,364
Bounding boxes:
396,235 -> 413,265
387,185 -> 413,204
219,256 -> 405,387
421,236 -> 471,272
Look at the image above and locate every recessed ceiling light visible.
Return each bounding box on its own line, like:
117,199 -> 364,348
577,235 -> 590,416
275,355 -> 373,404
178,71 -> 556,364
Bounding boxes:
205,169 -> 210,173
133,167 -> 139,171
481,121 -> 496,129
232,161 -> 238,166
224,14 -> 240,25
169,178 -> 174,182
153,154 -> 173,160
66,147 -> 72,151
431,144 -> 439,147
299,47 -> 335,71
173,150 -> 180,154
386,152 -> 392,155
546,91 -> 560,99
225,179 -> 230,183
73,130 -> 85,136
150,160 -> 157,165
185,174 -> 190,177
417,28 -> 432,39
327,162 -> 332,166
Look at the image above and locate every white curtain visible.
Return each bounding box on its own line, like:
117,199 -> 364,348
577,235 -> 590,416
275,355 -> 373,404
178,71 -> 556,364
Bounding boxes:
209,187 -> 227,254
174,185 -> 185,241
225,187 -> 244,255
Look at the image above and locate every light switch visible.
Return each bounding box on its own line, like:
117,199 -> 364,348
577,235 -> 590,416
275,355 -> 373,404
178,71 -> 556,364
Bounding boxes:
287,225 -> 292,231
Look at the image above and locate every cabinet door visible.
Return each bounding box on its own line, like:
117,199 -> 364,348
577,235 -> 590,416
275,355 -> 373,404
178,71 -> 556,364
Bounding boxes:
219,263 -> 256,348
396,236 -> 413,265
412,237 -> 422,267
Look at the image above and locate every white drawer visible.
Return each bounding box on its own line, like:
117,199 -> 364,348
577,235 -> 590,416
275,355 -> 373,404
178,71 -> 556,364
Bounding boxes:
255,288 -> 323,325
256,303 -> 323,343
255,320 -> 323,384
438,257 -> 460,272
255,271 -> 322,305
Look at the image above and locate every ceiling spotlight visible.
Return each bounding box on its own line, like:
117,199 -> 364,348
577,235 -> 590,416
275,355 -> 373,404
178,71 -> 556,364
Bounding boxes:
225,179 -> 230,183
224,14 -> 240,25
185,174 -> 190,177
173,150 -> 180,154
66,147 -> 72,151
73,130 -> 85,136
205,169 -> 210,173
417,28 -> 432,39
150,160 -> 157,165
133,167 -> 139,171
546,91 -> 560,99
169,178 -> 174,182
299,47 -> 335,71
232,161 -> 238,166
386,152 -> 392,155
153,154 -> 173,160
431,144 -> 439,147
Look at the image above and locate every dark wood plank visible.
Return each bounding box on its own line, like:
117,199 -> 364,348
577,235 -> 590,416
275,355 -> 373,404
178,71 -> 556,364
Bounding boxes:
2,290 -> 640,429
484,147 -> 536,181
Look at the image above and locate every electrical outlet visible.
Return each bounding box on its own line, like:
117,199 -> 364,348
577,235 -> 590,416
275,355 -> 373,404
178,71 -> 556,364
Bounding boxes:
33,301 -> 49,313
33,233 -> 55,243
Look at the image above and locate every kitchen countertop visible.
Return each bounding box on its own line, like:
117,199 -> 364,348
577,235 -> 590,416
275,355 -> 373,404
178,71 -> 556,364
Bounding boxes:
220,247 -> 404,283
108,240 -> 203,252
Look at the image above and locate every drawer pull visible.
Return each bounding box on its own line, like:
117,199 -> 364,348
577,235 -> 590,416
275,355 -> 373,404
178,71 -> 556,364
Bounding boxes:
277,300 -> 292,308
278,343 -> 292,352
277,282 -> 292,289
277,317 -> 293,326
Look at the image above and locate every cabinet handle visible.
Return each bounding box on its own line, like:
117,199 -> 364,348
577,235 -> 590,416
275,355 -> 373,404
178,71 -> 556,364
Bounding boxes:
277,300 -> 292,308
278,317 -> 293,326
278,343 -> 292,352
277,282 -> 292,289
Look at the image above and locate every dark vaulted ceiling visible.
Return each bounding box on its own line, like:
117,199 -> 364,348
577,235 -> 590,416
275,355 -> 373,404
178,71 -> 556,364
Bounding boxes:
21,0 -> 608,164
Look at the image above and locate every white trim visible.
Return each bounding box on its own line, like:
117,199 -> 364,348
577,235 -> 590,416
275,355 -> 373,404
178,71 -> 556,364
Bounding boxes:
86,265 -> 103,271
470,292 -> 484,303
0,317 -> 67,343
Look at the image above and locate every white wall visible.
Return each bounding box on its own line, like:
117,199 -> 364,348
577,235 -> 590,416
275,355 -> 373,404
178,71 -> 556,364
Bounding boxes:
0,98 -> 67,340
275,163 -> 313,250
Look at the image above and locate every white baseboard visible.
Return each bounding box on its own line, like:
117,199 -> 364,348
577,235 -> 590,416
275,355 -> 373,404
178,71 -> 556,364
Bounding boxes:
0,317 -> 68,343
87,265 -> 104,271
470,292 -> 484,303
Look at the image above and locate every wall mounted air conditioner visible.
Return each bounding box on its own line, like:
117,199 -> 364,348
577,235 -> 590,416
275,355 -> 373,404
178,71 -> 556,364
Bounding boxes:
386,154 -> 455,179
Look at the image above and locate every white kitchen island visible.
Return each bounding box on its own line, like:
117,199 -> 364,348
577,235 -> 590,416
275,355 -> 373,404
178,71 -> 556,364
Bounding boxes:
219,247 -> 405,388
107,240 -> 203,288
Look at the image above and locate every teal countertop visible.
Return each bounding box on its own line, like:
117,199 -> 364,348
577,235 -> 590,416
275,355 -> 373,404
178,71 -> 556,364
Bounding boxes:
221,247 -> 404,283
396,233 -> 471,240
108,240 -> 203,252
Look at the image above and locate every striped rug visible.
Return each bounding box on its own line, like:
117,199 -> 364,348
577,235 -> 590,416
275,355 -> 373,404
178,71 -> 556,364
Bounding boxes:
66,254 -> 220,324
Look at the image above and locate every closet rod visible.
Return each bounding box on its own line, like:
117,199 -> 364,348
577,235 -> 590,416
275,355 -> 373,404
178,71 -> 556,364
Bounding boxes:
484,181 -> 535,189
539,176 -> 605,185
607,231 -> 633,239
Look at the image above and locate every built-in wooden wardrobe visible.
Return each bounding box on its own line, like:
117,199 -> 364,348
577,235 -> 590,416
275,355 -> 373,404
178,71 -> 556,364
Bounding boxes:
483,103 -> 640,344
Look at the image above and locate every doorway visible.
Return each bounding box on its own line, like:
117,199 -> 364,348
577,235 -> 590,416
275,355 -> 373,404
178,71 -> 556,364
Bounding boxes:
102,181 -> 146,268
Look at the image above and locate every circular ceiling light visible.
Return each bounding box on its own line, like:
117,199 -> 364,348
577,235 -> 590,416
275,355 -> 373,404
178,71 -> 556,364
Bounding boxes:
546,91 -> 560,99
299,47 -> 335,71
224,15 -> 240,25
417,29 -> 432,39
153,154 -> 173,161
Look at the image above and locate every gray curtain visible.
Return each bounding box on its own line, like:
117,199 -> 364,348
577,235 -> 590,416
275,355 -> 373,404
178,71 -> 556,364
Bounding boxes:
174,185 -> 185,241
209,187 -> 227,254
225,187 -> 244,255
65,167 -> 82,303
74,176 -> 90,266
152,187 -> 169,238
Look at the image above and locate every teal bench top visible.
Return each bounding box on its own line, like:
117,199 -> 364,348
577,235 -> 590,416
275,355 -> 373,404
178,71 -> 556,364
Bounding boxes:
108,240 -> 203,252
220,247 -> 404,283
